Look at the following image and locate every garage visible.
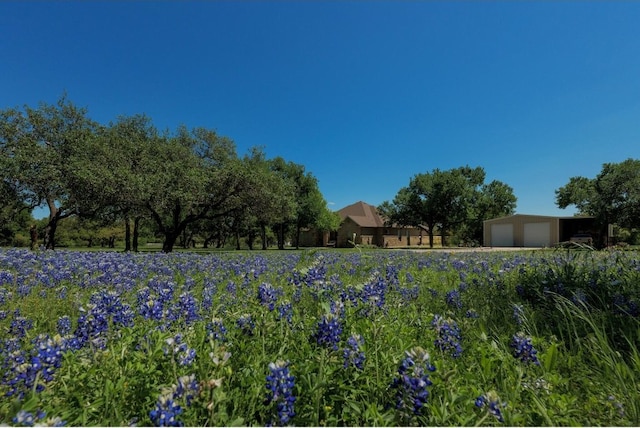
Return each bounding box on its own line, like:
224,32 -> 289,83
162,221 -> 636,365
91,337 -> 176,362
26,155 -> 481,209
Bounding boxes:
490,223 -> 514,247
484,214 -> 601,248
523,222 -> 551,247
483,214 -> 562,247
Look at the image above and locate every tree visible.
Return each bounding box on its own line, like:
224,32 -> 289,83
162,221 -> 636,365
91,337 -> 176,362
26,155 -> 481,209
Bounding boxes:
556,158 -> 640,245
380,166 -> 516,248
71,114 -> 157,251
269,158 -> 334,249
0,96 -> 98,249
458,180 -> 517,245
144,126 -> 247,252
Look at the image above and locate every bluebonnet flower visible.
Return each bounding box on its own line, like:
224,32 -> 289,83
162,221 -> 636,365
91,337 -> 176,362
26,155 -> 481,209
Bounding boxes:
150,392 -> 184,426
201,282 -> 217,312
342,334 -> 365,369
2,334 -> 66,398
475,391 -> 506,422
312,314 -> 343,350
226,281 -> 237,296
390,347 -> 436,417
140,298 -> 164,321
265,360 -> 296,426
12,410 -> 45,426
510,333 -> 540,365
445,289 -> 463,309
164,334 -> 196,367
465,309 -> 479,319
9,310 -> 33,338
206,318 -> 227,342
170,293 -> 200,326
258,283 -> 280,310
432,315 -> 463,358
74,304 -> 109,349
512,304 -> 525,325
405,272 -> 414,283
359,276 -> 387,315
57,316 -> 72,336
237,314 -> 255,335
277,302 -> 293,325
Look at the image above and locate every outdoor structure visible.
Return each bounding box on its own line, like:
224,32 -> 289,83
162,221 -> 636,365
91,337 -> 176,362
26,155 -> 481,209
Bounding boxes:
330,201 -> 434,248
483,214 -> 600,247
298,201 -> 436,248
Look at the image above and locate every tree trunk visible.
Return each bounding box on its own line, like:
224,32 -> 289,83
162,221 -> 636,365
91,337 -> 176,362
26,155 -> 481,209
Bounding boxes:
44,199 -> 60,250
161,228 -> 182,253
124,215 -> 132,252
133,217 -> 141,252
276,224 -> 284,250
261,224 -> 267,250
295,225 -> 301,249
428,230 -> 434,248
247,230 -> 256,250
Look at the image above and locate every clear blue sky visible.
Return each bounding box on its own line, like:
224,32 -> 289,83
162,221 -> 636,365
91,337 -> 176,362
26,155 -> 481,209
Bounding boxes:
3,2 -> 639,219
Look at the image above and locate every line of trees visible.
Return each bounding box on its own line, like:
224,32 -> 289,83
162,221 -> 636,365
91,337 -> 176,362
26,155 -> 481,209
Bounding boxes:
378,166 -> 518,247
0,96 -> 340,252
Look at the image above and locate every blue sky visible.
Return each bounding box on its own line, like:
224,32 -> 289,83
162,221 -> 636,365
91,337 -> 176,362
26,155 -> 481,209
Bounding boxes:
2,2 -> 639,219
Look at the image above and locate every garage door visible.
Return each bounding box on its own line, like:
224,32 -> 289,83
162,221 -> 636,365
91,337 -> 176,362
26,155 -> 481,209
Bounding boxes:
491,223 -> 514,246
524,222 -> 550,247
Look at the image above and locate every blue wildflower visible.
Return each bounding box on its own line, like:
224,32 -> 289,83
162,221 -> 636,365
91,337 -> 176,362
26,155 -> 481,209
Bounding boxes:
432,315 -> 463,358
237,314 -> 255,335
57,316 -> 72,336
206,318 -> 227,342
342,334 -> 365,370
150,374 -> 199,427
265,360 -> 296,426
164,334 -> 196,367
512,304 -> 525,325
9,310 -> 33,338
510,333 -> 540,365
445,289 -> 463,309
277,302 -> 294,325
390,347 -> 436,417
475,391 -> 506,422
312,314 -> 343,350
258,283 -> 280,310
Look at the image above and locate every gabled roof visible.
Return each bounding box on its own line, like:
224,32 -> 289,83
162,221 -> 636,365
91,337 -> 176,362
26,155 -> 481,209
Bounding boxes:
338,201 -> 386,228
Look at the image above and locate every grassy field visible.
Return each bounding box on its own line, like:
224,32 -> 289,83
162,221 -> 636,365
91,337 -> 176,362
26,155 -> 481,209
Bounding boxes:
0,247 -> 638,426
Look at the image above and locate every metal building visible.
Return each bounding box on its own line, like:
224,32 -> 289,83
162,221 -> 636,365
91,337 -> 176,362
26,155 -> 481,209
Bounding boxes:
483,214 -> 598,247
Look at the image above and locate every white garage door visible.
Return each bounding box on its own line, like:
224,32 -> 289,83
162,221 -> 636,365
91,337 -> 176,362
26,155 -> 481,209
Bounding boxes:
524,222 -> 550,247
491,223 -> 514,246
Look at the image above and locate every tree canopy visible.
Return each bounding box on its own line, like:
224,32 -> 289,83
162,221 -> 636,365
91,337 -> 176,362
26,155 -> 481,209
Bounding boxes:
0,97 -> 336,252
380,166 -> 516,247
556,158 -> 640,243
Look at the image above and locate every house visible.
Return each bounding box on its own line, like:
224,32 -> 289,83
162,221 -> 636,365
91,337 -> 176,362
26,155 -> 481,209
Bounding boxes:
329,201 -> 434,248
483,214 -> 602,247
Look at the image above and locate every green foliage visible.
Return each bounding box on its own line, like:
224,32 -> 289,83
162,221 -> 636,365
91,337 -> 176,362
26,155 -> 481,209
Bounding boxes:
556,158 -> 640,241
380,166 -> 516,248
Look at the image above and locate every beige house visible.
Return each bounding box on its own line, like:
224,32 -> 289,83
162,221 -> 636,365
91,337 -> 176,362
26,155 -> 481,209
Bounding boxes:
483,214 -> 599,247
330,201 -> 436,248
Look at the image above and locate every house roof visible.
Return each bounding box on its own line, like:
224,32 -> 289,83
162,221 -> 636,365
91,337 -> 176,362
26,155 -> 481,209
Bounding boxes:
337,201 -> 386,228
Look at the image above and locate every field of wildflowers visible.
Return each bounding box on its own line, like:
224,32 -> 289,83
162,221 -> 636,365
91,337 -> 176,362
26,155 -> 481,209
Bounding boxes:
0,247 -> 639,426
